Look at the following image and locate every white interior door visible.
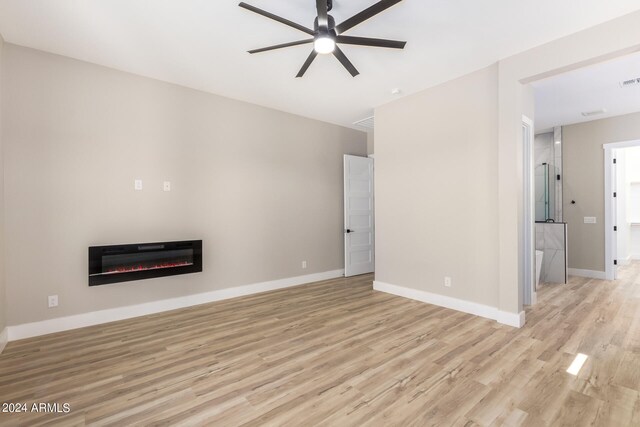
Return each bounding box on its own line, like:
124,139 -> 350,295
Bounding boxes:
344,155 -> 374,277
612,151 -> 619,279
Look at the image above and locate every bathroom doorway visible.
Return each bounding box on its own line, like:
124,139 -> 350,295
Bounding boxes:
529,51 -> 640,284
604,140 -> 640,280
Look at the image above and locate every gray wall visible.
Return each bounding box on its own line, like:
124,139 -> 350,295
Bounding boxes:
367,131 -> 374,155
3,44 -> 366,326
563,111 -> 640,272
375,65 -> 500,309
0,34 -> 5,335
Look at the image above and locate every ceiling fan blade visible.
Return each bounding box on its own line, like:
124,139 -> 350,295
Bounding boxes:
248,39 -> 314,54
336,35 -> 406,49
333,46 -> 360,77
316,0 -> 329,30
296,50 -> 318,78
334,0 -> 403,35
239,2 -> 315,35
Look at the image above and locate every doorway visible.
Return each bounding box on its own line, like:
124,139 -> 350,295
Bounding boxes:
343,155 -> 375,277
604,140 -> 640,280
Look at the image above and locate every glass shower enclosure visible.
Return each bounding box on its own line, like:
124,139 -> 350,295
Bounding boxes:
535,163 -> 557,222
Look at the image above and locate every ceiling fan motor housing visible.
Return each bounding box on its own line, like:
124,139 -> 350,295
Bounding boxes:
314,15 -> 336,33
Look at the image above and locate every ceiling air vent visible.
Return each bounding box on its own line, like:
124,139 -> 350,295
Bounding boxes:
620,78 -> 640,88
353,116 -> 374,130
581,109 -> 607,117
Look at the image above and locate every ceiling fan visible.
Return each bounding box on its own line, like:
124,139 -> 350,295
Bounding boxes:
238,0 -> 406,77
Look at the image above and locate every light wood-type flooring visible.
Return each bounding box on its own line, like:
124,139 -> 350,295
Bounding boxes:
1,263 -> 640,426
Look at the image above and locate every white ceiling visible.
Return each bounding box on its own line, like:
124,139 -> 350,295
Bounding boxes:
1,1 -> 640,129
533,52 -> 640,132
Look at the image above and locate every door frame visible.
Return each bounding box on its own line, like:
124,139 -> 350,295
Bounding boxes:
604,139 -> 640,280
343,155 -> 375,277
522,115 -> 536,306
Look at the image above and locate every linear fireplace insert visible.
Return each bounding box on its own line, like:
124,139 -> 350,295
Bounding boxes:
89,240 -> 202,286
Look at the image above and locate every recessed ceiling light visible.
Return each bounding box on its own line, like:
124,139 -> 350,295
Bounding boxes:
581,109 -> 607,117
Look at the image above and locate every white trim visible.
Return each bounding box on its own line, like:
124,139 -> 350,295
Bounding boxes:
619,257 -> 631,266
603,140 -> 640,150
568,268 -> 607,280
496,310 -> 526,328
522,115 -> 536,306
0,328 -> 8,354
373,281 -> 525,328
7,269 -> 344,341
631,254 -> 640,260
604,139 -> 640,280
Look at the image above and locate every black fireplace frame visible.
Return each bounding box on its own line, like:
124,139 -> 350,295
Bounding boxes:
88,240 -> 202,286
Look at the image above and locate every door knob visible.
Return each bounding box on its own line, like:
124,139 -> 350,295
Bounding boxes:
346,229 -> 353,233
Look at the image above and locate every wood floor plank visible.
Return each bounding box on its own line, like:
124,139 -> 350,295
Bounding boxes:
1,263 -> 640,426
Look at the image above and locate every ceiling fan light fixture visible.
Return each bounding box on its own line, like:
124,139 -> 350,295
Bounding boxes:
239,0 -> 406,77
314,36 -> 336,54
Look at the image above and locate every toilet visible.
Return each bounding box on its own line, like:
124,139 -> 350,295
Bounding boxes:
535,250 -> 544,289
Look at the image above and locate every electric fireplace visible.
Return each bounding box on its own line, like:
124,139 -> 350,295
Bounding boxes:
89,240 -> 202,286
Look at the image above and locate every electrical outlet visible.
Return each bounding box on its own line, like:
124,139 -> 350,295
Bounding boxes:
163,181 -> 171,192
302,261 -> 307,269
134,179 -> 143,191
584,217 -> 597,224
444,277 -> 452,288
48,295 -> 58,308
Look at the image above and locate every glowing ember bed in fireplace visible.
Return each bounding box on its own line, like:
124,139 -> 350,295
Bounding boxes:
89,240 -> 202,286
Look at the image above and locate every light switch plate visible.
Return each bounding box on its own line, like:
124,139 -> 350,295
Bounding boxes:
163,181 -> 171,192
584,217 -> 597,224
134,179 -> 143,191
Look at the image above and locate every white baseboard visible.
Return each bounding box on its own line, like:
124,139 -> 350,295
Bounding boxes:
8,269 -> 344,341
0,328 -> 8,354
496,310 -> 526,328
568,268 -> 607,280
631,254 -> 640,260
373,281 -> 525,328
